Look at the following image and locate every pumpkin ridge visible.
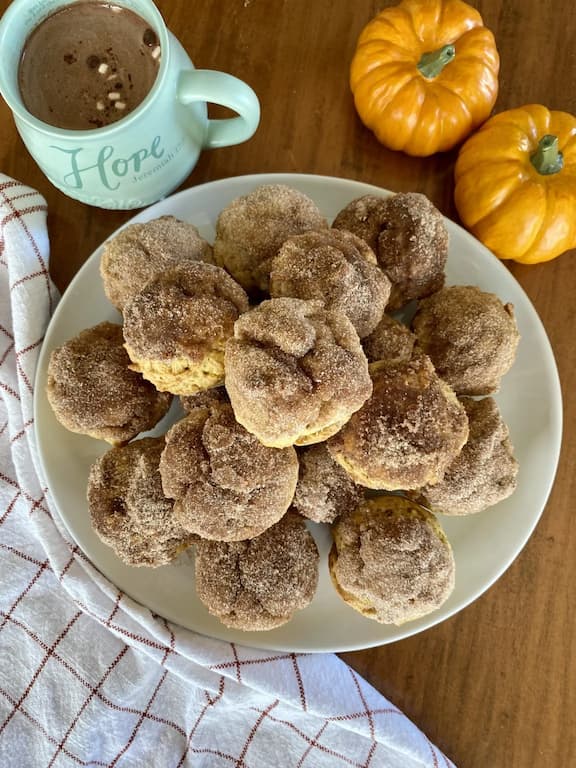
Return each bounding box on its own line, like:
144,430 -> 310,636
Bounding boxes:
456,126 -> 532,171
430,81 -> 473,119
358,23 -> 417,56
453,25 -> 499,53
422,0 -> 482,46
353,68 -> 416,124
402,2 -> 429,46
444,51 -> 499,83
524,184 -> 576,261
472,183 -> 548,259
455,161 -> 530,226
433,76 -> 495,126
351,47 -> 418,91
477,109 -> 545,138
517,184 -> 552,259
405,88 -> 446,155
382,77 -> 427,149
369,68 -> 419,97
359,40 -> 421,62
362,8 -> 420,50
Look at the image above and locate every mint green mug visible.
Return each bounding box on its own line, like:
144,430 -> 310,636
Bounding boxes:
0,0 -> 260,209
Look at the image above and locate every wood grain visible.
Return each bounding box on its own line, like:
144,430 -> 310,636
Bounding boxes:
1,1 -> 574,765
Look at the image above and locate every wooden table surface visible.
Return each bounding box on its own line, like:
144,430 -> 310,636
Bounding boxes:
1,1 -> 574,765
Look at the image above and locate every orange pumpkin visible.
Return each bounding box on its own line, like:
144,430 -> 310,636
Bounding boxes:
350,0 -> 500,156
454,104 -> 576,264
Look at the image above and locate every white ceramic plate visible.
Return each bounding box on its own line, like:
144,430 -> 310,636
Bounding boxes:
34,173 -> 563,653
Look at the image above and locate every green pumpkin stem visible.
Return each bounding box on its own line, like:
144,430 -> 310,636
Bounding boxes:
530,135 -> 564,175
417,44 -> 456,79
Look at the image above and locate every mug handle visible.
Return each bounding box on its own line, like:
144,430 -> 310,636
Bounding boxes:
177,70 -> 260,148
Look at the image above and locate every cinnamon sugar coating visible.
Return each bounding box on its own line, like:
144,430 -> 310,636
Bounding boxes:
88,437 -> 196,567
46,322 -> 172,445
159,402 -> 299,541
411,285 -> 520,395
269,228 -> 391,338
195,513 -> 319,630
122,262 -> 249,395
329,496 -> 455,625
327,355 -> 469,490
293,444 -> 364,524
418,397 -> 519,515
213,184 -> 328,294
362,313 -> 417,365
224,298 -> 372,448
100,216 -> 214,311
332,192 -> 448,311
332,195 -> 388,251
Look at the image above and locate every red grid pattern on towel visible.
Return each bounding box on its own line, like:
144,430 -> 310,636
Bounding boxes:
0,178 -> 455,768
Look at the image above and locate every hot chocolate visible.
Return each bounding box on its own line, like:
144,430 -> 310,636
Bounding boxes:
18,2 -> 161,130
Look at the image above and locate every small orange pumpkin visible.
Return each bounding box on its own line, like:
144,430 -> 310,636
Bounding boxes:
350,0 -> 500,156
454,104 -> 576,264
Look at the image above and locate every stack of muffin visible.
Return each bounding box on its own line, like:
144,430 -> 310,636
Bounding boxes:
46,184 -> 520,631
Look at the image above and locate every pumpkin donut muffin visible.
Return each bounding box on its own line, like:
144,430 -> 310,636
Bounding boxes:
195,512 -> 319,631
87,437 -> 196,567
327,354 -> 469,490
332,192 -> 448,310
159,400 -> 299,541
293,443 -> 364,524
329,495 -> 455,625
269,228 -> 391,338
123,262 -> 249,395
361,313 -> 416,364
224,297 -> 372,448
417,396 -> 519,516
411,285 -> 520,395
213,184 -> 328,294
46,321 -> 172,445
100,215 -> 214,311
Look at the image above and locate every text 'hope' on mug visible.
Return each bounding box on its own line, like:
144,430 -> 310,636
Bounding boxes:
0,0 -> 261,209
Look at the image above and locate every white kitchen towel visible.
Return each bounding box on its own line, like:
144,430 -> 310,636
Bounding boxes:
0,175 -> 455,768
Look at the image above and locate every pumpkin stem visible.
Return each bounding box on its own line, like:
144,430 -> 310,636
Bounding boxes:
530,135 -> 564,175
417,44 -> 456,79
